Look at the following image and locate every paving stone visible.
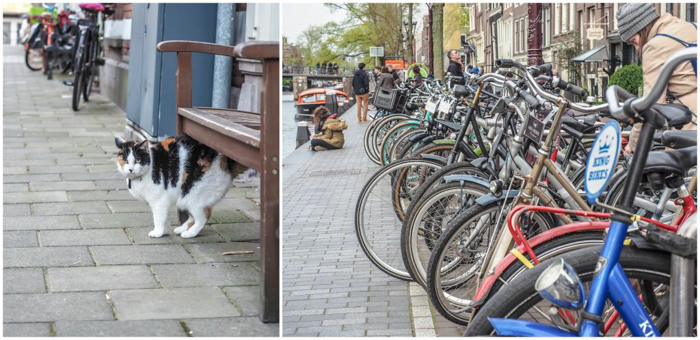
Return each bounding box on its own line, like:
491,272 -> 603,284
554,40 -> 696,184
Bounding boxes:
126,227 -> 225,244
4,230 -> 38,247
3,268 -> 46,294
184,317 -> 277,337
28,165 -> 88,174
40,229 -> 132,246
30,181 -> 98,191
4,166 -> 27,174
54,320 -> 186,337
212,223 -> 260,242
69,190 -> 134,201
5,193 -> 68,207
151,263 -> 258,288
3,204 -> 31,217
62,172 -> 122,181
4,174 -> 61,183
3,323 -> 51,337
210,209 -> 252,223
4,247 -> 93,267
223,286 -> 262,316
80,212 -> 156,229
3,183 -> 29,192
95,180 -> 127,190
109,287 -> 240,320
106,200 -> 151,213
48,266 -> 157,292
90,245 -> 195,265
33,201 -> 109,215
4,292 -> 114,322
185,242 -> 260,263
4,215 -> 80,230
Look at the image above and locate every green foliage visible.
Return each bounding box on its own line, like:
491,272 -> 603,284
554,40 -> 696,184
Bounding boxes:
555,31 -> 584,86
609,63 -> 643,96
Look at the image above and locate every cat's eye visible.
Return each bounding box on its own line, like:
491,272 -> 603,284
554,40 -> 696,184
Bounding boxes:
135,158 -> 140,162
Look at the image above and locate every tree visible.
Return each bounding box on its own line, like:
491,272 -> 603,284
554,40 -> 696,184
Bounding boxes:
609,63 -> 643,96
432,3 -> 444,80
555,30 -> 584,86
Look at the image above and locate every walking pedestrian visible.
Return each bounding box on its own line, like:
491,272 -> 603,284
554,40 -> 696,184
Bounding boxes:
616,3 -> 697,154
333,63 -> 339,75
387,64 -> 400,83
316,62 -> 320,74
377,66 -> 396,89
352,63 -> 371,123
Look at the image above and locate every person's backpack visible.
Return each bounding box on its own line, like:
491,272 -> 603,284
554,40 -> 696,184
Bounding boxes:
654,22 -> 697,75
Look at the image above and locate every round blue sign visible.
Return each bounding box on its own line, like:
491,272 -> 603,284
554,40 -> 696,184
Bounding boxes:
584,120 -> 621,205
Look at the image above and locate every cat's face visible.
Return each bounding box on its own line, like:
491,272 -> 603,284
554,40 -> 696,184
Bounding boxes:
115,137 -> 151,179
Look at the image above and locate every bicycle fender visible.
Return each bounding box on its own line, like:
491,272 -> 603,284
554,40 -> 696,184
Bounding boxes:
408,133 -> 431,143
469,156 -> 489,169
431,139 -> 456,145
419,153 -> 447,164
419,135 -> 439,144
489,318 -> 576,337
442,174 -> 490,188
475,191 -> 520,206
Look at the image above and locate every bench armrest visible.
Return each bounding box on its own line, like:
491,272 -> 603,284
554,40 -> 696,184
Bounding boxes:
234,41 -> 279,60
157,40 -> 236,57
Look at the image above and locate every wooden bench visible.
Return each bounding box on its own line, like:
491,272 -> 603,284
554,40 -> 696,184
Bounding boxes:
157,40 -> 279,323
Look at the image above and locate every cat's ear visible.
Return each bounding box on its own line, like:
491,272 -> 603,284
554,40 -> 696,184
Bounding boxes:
115,136 -> 126,148
137,140 -> 150,150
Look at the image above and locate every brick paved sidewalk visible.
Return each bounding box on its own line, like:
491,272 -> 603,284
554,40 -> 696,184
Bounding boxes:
282,103 -> 465,336
3,46 -> 278,337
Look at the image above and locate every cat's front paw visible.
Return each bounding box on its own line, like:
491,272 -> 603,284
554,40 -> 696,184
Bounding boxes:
180,229 -> 199,239
173,226 -> 187,235
148,229 -> 164,238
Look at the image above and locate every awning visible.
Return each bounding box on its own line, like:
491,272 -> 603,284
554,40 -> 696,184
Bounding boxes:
572,45 -> 607,63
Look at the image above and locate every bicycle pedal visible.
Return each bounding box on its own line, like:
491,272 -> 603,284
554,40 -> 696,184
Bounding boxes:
95,58 -> 105,66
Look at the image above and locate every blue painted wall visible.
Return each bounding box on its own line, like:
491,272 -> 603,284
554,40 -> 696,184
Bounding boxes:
127,3 -> 218,139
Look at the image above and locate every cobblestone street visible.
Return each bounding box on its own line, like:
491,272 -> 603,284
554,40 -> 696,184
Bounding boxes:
3,45 -> 278,336
282,103 -> 465,336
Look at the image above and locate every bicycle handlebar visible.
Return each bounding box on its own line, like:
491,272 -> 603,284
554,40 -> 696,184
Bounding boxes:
552,77 -> 588,97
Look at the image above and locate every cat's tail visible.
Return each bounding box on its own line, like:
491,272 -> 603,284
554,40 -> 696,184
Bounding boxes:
178,209 -> 189,225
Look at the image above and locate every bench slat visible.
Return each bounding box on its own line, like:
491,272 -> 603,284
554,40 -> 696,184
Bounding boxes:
178,107 -> 261,148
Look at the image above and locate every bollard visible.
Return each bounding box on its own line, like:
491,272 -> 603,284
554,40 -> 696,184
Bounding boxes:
296,121 -> 311,148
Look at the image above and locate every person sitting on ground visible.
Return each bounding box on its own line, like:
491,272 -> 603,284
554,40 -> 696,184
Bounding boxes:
377,66 -> 396,89
310,106 -> 347,151
411,65 -> 424,87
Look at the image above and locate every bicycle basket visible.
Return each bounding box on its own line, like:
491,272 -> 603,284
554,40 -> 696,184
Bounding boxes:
374,88 -> 401,111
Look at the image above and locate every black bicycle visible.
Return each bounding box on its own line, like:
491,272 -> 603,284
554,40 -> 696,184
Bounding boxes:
71,4 -> 112,111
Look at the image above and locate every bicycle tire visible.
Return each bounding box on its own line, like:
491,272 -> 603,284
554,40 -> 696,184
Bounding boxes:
371,115 -> 409,161
25,49 -> 43,71
388,128 -> 426,164
401,180 -> 490,287
380,121 -> 420,165
84,30 -> 99,101
426,200 -> 556,325
355,157 -> 445,280
465,246 -> 674,336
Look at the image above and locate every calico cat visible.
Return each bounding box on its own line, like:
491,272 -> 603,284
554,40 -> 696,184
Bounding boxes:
115,135 -> 246,238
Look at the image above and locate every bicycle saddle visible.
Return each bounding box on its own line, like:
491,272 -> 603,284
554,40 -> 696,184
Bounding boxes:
561,115 -> 597,134
79,3 -> 105,11
650,103 -> 693,128
643,146 -> 697,178
453,85 -> 470,98
405,102 -> 424,111
653,130 -> 697,149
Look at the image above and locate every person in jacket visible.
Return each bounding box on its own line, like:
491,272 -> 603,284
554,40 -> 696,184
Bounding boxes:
316,62 -> 320,74
310,106 -> 347,151
352,63 -> 371,123
616,3 -> 697,154
411,65 -> 424,87
446,49 -> 464,77
377,66 -> 396,89
386,64 -> 400,83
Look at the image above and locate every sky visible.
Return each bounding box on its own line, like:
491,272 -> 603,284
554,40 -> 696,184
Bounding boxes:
282,3 -> 347,44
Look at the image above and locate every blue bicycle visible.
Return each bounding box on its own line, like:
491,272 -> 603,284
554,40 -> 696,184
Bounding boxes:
465,47 -> 697,337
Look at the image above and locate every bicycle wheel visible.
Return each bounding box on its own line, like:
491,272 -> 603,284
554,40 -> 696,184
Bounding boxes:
426,200 -> 556,325
25,49 -> 43,71
83,31 -> 99,101
401,180 -> 489,287
388,128 -> 426,164
380,121 -> 420,165
355,157 -> 445,280
371,115 -> 409,163
465,246 -> 676,336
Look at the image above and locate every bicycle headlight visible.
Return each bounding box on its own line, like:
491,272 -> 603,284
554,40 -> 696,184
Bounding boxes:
535,258 -> 586,310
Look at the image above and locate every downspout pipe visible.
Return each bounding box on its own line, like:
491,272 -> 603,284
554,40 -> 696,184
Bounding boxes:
212,3 -> 235,108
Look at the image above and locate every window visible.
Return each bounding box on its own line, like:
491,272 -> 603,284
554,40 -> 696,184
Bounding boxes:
543,7 -> 551,46
521,18 -> 525,52
614,3 -> 619,30
515,19 -> 519,53
555,3 -> 560,36
588,7 -> 595,49
570,5 -> 575,31
469,5 -> 476,32
687,3 -> 696,22
562,4 -> 568,33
